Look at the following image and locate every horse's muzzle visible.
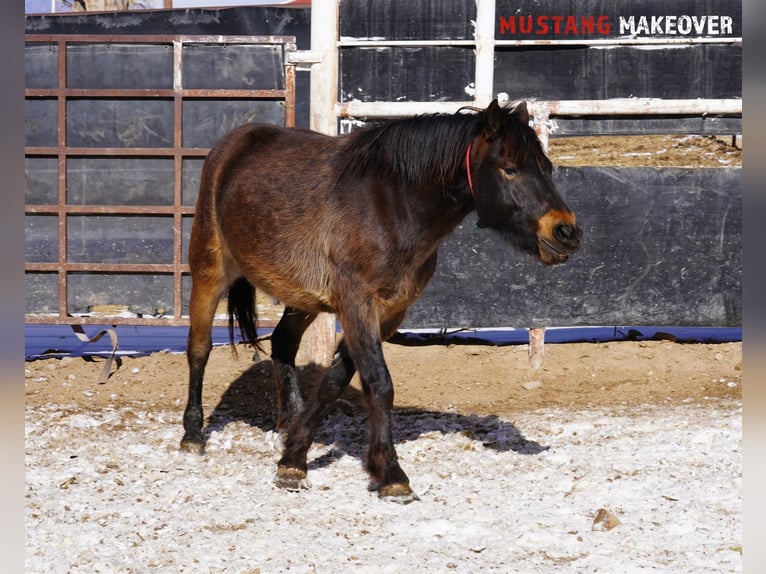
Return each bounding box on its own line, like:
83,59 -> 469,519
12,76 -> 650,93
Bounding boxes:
536,210 -> 582,265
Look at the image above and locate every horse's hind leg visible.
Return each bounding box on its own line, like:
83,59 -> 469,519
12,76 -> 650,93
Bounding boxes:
276,338 -> 356,490
181,270 -> 226,454
270,306 -> 317,430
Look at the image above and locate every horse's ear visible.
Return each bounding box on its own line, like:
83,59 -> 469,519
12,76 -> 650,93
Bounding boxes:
511,101 -> 530,126
482,98 -> 507,142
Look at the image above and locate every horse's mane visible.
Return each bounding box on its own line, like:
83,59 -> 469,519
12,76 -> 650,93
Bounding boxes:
338,105 -> 551,188
339,111 -> 482,188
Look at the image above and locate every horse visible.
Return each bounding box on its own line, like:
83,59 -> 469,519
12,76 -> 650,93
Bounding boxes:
180,99 -> 582,501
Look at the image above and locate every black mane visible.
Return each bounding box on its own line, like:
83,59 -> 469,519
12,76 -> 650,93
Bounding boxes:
338,104 -> 552,189
339,111 -> 482,188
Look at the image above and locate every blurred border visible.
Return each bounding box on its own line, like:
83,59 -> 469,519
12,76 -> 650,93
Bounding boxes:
742,1 -> 764,572
4,3 -> 26,572
16,2 -> 756,572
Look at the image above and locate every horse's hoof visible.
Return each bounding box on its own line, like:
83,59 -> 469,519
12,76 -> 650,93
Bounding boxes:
179,439 -> 206,455
378,482 -> 419,504
274,466 -> 311,491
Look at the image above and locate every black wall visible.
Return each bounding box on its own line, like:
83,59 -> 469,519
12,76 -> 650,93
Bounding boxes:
404,167 -> 741,328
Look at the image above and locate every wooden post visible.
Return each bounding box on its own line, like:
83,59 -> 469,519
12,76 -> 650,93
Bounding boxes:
528,104 -> 552,370
296,0 -> 339,367
528,328 -> 545,371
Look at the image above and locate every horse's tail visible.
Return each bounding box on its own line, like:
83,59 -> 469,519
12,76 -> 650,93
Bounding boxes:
227,277 -> 262,353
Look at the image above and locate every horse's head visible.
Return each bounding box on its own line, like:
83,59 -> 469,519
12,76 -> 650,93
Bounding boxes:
470,99 -> 582,265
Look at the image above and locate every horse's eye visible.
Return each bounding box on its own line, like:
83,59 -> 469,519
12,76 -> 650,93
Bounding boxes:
502,167 -> 519,177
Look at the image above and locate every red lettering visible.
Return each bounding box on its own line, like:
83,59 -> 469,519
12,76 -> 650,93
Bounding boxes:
498,14 -> 612,36
551,15 -> 564,34
519,15 -> 533,34
564,15 -> 578,34
498,16 -> 515,35
536,15 -> 549,35
580,16 -> 595,34
597,15 -> 611,34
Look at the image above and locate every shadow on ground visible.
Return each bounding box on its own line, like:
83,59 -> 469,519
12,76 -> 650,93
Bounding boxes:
202,358 -> 549,467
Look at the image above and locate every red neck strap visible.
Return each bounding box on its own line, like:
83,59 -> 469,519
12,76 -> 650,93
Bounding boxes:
465,142 -> 475,198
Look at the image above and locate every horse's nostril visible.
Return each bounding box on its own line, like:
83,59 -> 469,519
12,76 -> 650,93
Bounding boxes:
553,222 -> 581,247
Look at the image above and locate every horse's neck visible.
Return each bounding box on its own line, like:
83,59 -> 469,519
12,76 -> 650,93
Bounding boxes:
404,180 -> 474,246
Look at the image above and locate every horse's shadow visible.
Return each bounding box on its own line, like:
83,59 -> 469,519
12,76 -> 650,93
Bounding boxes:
202,357 -> 549,471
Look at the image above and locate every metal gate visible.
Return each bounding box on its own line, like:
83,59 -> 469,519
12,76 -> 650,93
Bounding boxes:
25,33 -> 297,327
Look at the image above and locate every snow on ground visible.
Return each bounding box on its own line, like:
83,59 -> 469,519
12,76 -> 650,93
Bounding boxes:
26,402 -> 741,573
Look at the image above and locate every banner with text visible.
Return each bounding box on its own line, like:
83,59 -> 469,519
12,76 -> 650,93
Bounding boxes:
495,0 -> 741,40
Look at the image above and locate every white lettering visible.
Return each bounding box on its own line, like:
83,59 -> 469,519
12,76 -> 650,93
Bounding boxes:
720,15 -> 733,34
619,13 -> 735,36
708,15 -> 719,34
665,15 -> 677,34
636,15 -> 650,34
677,15 -> 692,34
619,16 -> 634,35
692,15 -> 707,34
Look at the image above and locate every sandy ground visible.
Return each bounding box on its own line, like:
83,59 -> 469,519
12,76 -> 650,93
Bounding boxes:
25,339 -> 742,573
25,339 -> 742,417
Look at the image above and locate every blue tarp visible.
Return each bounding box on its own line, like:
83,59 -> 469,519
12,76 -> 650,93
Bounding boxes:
25,324 -> 742,360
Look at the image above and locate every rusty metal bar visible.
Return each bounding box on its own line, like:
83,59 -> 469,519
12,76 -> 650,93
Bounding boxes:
172,38 -> 186,324
26,263 -> 187,273
56,38 -> 69,325
24,315 -> 281,328
25,147 -> 210,156
25,34 -> 295,44
284,40 -> 297,128
26,205 -> 196,214
27,88 -> 287,98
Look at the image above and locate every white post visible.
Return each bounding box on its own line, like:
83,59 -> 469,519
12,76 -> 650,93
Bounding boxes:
473,0 -> 496,106
528,327 -> 545,371
308,0 -> 339,135
296,0 -> 339,367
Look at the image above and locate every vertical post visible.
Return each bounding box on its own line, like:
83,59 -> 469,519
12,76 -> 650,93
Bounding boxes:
528,327 -> 545,371
475,1 -> 547,370
296,0 -> 340,367
473,0 -> 496,106
308,0 -> 339,135
528,103 -> 552,371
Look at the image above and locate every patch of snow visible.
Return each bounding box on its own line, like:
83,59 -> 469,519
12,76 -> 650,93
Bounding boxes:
25,403 -> 741,573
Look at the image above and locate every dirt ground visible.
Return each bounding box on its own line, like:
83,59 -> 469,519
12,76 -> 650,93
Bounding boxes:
24,338 -> 742,425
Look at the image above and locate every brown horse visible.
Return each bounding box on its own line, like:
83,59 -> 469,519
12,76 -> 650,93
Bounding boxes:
181,99 -> 581,501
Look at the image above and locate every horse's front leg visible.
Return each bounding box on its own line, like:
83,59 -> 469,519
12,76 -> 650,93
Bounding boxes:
333,308 -> 414,501
348,332 -> 414,501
